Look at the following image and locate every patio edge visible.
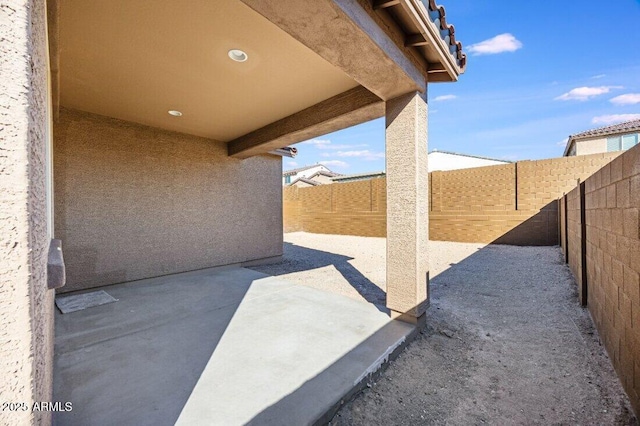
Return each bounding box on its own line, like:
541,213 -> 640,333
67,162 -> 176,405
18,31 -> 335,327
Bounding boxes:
314,323 -> 422,425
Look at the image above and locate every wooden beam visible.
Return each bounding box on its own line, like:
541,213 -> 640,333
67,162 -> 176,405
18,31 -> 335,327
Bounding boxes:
373,0 -> 400,9
239,0 -> 425,101
426,63 -> 454,82
228,86 -> 384,159
405,34 -> 428,47
427,72 -> 453,83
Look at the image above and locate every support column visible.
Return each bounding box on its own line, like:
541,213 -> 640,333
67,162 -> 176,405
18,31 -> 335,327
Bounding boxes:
385,91 -> 429,326
1,0 -> 55,424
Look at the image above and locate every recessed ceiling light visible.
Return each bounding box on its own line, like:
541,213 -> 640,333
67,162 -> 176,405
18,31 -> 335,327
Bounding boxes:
228,49 -> 248,62
168,110 -> 182,117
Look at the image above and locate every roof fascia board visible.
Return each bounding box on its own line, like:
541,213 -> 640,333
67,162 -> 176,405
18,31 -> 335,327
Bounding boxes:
563,139 -> 574,157
402,0 -> 458,81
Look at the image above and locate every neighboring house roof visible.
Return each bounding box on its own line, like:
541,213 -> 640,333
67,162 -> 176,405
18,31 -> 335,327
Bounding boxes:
372,0 -> 465,81
307,170 -> 342,180
289,177 -> 322,187
563,119 -> 640,156
282,164 -> 329,177
428,150 -> 512,163
423,0 -> 467,73
332,171 -> 386,183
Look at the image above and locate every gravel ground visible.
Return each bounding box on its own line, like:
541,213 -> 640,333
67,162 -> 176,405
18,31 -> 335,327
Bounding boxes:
250,232 -> 637,425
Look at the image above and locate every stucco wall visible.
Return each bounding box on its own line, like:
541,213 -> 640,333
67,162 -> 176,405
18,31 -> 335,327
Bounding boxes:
576,136 -> 607,156
55,109 -> 283,292
0,0 -> 55,424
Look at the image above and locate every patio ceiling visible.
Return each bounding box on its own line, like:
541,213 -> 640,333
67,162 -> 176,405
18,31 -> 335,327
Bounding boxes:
54,0 -> 465,158
57,0 -> 360,142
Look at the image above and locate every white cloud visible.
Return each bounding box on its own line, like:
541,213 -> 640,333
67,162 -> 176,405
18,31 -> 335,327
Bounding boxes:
557,138 -> 568,147
467,33 -> 523,56
610,93 -> 640,106
319,160 -> 349,169
287,161 -> 298,168
433,95 -> 457,102
555,86 -> 622,101
319,143 -> 368,150
591,114 -> 640,125
301,138 -> 367,150
591,74 -> 606,79
322,150 -> 385,161
301,139 -> 331,147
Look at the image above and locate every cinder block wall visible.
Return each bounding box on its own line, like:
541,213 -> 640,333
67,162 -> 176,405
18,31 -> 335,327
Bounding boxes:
430,163 -> 522,243
284,153 -> 619,245
283,186 -> 303,232
559,196 -> 567,261
283,178 -> 386,237
562,144 -> 640,413
431,163 -> 516,212
430,153 -> 620,244
0,0 -> 54,424
55,109 -> 283,292
566,186 -> 585,302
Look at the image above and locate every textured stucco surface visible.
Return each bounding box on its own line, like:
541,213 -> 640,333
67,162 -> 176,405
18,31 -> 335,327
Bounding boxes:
576,136 -> 607,156
385,91 -> 429,318
0,0 -> 55,424
239,0 -> 424,102
54,109 -> 283,292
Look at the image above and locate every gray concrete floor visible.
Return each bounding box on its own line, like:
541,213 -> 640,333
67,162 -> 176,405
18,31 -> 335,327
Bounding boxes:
55,233 -> 634,425
260,234 -> 634,425
260,233 -> 637,426
53,265 -> 413,425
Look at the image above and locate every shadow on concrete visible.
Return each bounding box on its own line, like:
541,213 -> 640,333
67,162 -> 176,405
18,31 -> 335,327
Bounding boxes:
53,267 -> 259,426
248,240 -> 636,425
53,263 -> 412,426
247,244 -> 496,425
250,242 -> 387,311
245,317 -> 418,426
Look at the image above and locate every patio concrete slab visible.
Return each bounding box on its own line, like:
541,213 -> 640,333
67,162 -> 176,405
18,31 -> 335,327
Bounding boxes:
53,266 -> 414,426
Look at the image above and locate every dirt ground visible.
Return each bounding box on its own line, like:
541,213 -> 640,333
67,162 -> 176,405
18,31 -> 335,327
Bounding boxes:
252,233 -> 637,425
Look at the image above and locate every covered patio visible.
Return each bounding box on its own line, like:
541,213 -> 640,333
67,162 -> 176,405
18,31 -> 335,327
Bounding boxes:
3,0 -> 462,424
49,0 -> 465,326
54,266 -> 414,424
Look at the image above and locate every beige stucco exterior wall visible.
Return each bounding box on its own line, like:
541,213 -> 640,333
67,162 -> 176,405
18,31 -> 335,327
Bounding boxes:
55,109 -> 283,292
0,0 -> 55,424
576,136 -> 607,156
385,91 -> 429,322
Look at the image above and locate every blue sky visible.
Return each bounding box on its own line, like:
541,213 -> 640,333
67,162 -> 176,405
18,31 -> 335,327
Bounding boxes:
285,0 -> 640,174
